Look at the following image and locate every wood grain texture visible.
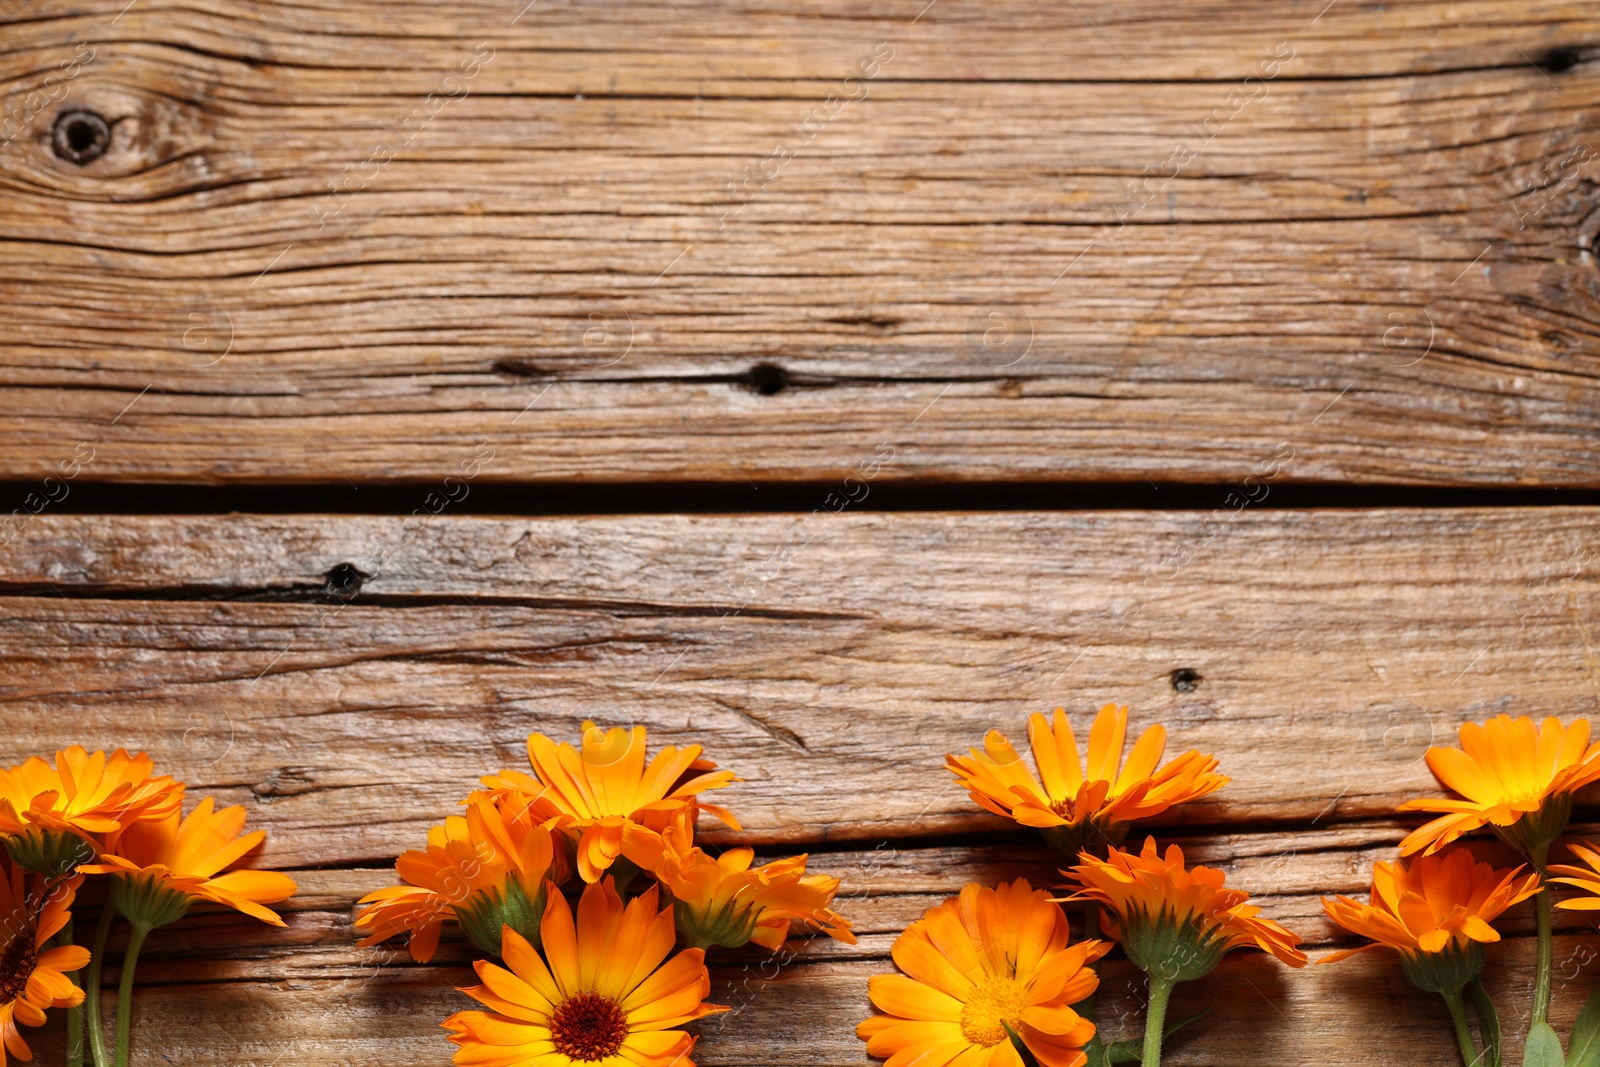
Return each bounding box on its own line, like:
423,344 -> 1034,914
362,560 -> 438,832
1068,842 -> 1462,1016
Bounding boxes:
2,2 -> 1600,485
0,507 -> 1596,868
4,2 -> 1600,1062
20,829 -> 1600,1065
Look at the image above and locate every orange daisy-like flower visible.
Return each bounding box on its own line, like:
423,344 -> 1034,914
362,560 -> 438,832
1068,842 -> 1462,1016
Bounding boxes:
1548,842 -> 1600,911
442,879 -> 727,1067
655,823 -> 855,950
0,747 -> 182,875
0,859 -> 89,1066
80,796 -> 296,930
1321,849 -> 1540,960
946,704 -> 1227,856
1398,715 -> 1600,858
356,791 -> 557,961
482,722 -> 739,883
1320,848 -> 1540,993
1065,837 -> 1306,981
857,879 -> 1107,1067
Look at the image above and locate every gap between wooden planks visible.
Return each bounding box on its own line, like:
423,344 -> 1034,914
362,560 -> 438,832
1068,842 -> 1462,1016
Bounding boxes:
23,827 -> 1600,1066
0,2 -> 1598,485
0,508 -> 1595,866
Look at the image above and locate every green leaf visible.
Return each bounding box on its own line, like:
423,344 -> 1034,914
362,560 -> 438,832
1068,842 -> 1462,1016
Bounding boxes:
1103,1039 -> 1140,1065
1161,1003 -> 1213,1040
1524,1022 -> 1565,1067
1567,984 -> 1600,1067
1469,978 -> 1502,1067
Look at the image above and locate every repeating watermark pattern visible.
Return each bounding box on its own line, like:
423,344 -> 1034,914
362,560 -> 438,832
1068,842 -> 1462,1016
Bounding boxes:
249,441 -> 499,684
0,44 -> 95,147
1114,42 -> 1296,226
1116,443 -> 1295,624
311,42 -> 496,228
1518,541 -> 1596,631
718,41 -> 895,228
964,307 -> 1034,368
1508,140 -> 1597,231
1363,699 -> 1439,765
171,304 -> 236,367
707,840 -> 900,1028
0,442 -> 95,549
712,441 -> 896,626
570,305 -> 635,368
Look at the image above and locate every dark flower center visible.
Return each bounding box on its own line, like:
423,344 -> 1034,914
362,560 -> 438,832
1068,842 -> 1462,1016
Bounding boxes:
549,991 -> 629,1061
0,932 -> 37,1005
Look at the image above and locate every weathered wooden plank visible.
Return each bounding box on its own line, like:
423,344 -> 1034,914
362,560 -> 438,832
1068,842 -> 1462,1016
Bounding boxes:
0,509 -> 1595,865
1,2 -> 1598,485
23,831 -> 1600,1065
38,946 -> 1581,1067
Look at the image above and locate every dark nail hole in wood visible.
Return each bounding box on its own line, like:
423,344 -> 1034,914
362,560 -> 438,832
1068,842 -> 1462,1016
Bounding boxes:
325,562 -> 369,600
1170,668 -> 1201,693
495,359 -> 551,378
1542,46 -> 1583,73
826,315 -> 901,332
52,110 -> 110,165
747,363 -> 788,395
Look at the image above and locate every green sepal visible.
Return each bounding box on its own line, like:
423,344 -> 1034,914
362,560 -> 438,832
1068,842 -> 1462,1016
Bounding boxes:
605,856 -> 645,898
4,828 -> 95,877
1495,795 -> 1573,857
1400,940 -> 1485,995
1523,1021 -> 1565,1067
110,873 -> 192,932
671,893 -> 760,951
1039,820 -> 1129,860
454,877 -> 546,958
1120,904 -> 1229,984
1103,1003 -> 1212,1064
1566,982 -> 1600,1067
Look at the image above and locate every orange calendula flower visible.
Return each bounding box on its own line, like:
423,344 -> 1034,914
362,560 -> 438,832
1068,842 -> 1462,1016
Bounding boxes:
1548,842 -> 1600,911
80,796 -> 296,930
442,879 -> 727,1067
1321,848 -> 1540,993
655,823 -> 855,951
355,791 -> 557,961
1065,837 -> 1306,981
482,722 -> 739,883
946,704 -> 1228,856
0,859 -> 89,1066
0,747 -> 182,875
858,879 -> 1107,1067
1398,714 -> 1600,858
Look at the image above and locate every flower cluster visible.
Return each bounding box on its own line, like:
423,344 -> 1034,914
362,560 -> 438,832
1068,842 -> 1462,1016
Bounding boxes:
0,746 -> 294,1067
356,721 -> 855,1067
1324,714 -> 1600,1066
860,703 -> 1303,1067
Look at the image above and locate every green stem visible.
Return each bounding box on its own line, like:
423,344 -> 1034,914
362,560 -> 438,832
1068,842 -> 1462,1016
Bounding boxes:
1443,990 -> 1482,1067
85,906 -> 113,1067
1532,843 -> 1552,1028
63,916 -> 83,1067
1468,977 -> 1500,1067
113,922 -> 150,1067
1142,976 -> 1174,1067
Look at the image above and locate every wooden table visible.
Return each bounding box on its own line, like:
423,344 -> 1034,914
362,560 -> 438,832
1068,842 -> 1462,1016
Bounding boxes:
2,2 -> 1598,1064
